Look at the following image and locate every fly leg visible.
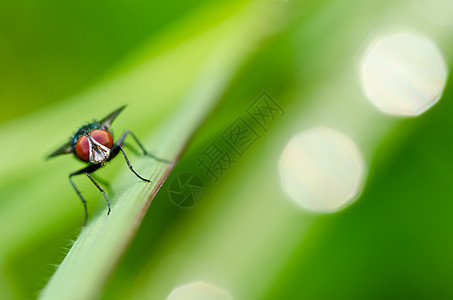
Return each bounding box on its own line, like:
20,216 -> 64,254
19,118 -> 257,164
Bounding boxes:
109,130 -> 171,182
114,130 -> 171,163
69,164 -> 108,226
91,174 -> 111,190
86,172 -> 111,215
118,146 -> 150,182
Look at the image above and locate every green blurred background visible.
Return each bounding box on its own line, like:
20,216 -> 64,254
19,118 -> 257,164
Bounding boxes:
1,0 -> 453,299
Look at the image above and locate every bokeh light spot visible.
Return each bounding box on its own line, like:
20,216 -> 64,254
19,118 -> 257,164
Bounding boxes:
360,31 -> 447,116
167,282 -> 233,300
279,127 -> 365,213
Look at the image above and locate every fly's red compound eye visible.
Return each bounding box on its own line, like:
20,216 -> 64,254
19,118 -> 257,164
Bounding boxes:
90,129 -> 113,149
75,135 -> 90,162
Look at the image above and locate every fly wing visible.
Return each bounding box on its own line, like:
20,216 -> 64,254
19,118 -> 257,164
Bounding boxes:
47,140 -> 74,159
100,105 -> 127,129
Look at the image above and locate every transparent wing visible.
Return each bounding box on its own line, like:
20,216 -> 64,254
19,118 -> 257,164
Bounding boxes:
100,105 -> 127,129
47,140 -> 74,159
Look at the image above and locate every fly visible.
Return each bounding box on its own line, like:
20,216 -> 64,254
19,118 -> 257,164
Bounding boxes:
47,105 -> 170,226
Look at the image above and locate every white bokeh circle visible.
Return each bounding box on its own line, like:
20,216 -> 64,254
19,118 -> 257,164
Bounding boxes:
279,127 -> 366,213
167,282 -> 233,300
360,31 -> 447,116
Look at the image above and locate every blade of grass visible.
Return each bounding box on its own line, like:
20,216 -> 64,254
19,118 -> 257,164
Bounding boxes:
35,2 -> 283,300
0,3 -> 250,297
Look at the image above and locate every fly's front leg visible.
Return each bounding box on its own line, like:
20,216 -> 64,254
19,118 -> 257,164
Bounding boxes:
69,164 -> 101,226
85,172 -> 111,216
91,174 -> 111,190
